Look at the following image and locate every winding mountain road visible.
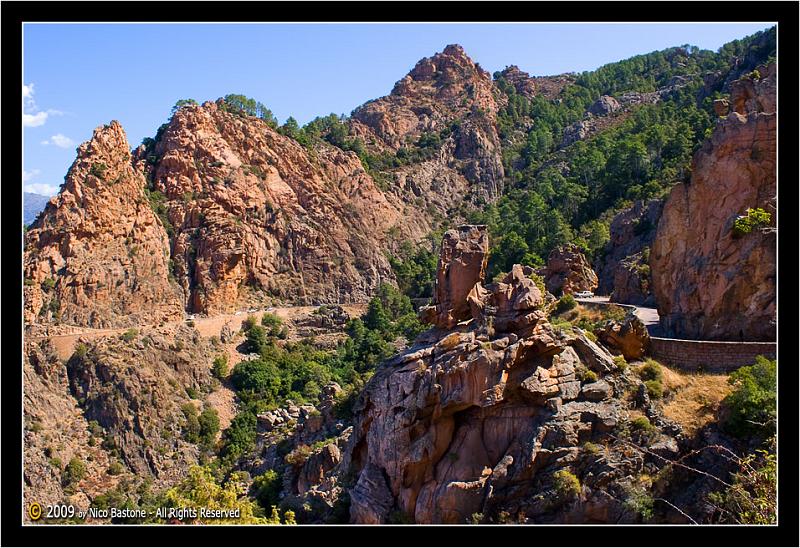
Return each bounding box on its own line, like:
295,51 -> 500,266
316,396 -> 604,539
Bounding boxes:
575,296 -> 664,336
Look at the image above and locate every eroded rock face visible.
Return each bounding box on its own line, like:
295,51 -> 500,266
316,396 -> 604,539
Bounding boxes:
23,122 -> 184,328
341,237 -> 649,524
146,101 -> 413,314
651,64 -> 776,341
596,199 -> 664,305
497,65 -> 537,97
598,314 -> 651,361
23,325 -> 218,520
350,44 -> 506,205
538,244 -> 599,296
420,225 -> 489,329
65,325 -> 217,482
589,95 -> 621,116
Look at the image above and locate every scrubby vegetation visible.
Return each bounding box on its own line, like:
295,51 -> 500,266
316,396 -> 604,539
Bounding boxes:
732,207 -> 772,238
220,283 -> 427,465
720,356 -> 776,440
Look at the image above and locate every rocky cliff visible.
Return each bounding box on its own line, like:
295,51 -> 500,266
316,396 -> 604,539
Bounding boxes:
24,325 -> 218,519
538,244 -> 599,296
596,199 -> 663,305
651,63 -> 776,341
350,44 -> 506,205
142,100 -> 417,314
23,122 -> 184,328
332,227 -> 680,524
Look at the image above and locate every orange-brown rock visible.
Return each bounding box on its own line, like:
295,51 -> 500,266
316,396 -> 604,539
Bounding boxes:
651,63 -> 776,341
538,244 -> 599,296
145,100 -> 419,314
420,225 -> 489,329
342,231 -> 646,524
23,122 -> 184,328
596,199 -> 663,305
349,44 -> 506,204
598,313 -> 650,360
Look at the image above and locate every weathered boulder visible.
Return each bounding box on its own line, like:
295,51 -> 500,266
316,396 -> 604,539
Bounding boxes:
570,329 -> 615,373
713,98 -> 730,117
589,95 -> 621,116
538,244 -> 598,296
651,63 -> 776,341
420,225 -> 489,328
598,313 -> 650,360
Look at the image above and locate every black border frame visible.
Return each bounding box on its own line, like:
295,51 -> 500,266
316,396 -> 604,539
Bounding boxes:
3,2 -> 798,547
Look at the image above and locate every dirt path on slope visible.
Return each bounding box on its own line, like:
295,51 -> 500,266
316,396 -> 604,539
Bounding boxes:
28,304 -> 369,361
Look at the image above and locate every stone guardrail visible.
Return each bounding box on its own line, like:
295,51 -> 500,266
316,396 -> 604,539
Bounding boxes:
648,337 -> 776,373
576,299 -> 776,372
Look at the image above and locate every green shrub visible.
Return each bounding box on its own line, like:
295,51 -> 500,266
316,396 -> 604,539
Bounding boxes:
631,416 -> 655,433
62,457 -> 87,486
552,469 -> 581,499
252,469 -> 282,508
212,355 -> 229,379
708,446 -> 776,524
645,379 -> 664,399
732,208 -> 771,237
284,444 -> 312,467
578,368 -> 598,383
639,359 -> 663,382
246,324 -> 268,353
120,328 -> 138,343
74,343 -> 89,358
185,386 -> 199,399
623,483 -> 654,521
614,355 -> 628,371
181,403 -> 201,443
41,277 -> 56,291
90,162 -> 108,179
198,406 -> 220,448
107,461 -> 125,476
261,313 -> 283,336
221,411 -> 257,461
582,442 -> 603,455
721,356 -> 776,439
554,293 -> 577,315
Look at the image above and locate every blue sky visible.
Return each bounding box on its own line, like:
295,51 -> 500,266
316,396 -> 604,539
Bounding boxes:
23,22 -> 773,196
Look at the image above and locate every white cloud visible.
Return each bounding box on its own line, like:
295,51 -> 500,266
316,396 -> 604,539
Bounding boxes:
23,111 -> 49,127
23,169 -> 41,182
22,83 -> 62,128
24,182 -> 59,196
41,133 -> 74,148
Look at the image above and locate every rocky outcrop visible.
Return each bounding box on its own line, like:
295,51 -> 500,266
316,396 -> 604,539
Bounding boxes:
144,100 -> 414,314
23,122 -> 184,328
497,65 -> 537,97
338,234 -> 667,524
598,313 -> 651,361
596,199 -> 663,305
24,339 -> 119,520
538,244 -> 598,296
350,44 -> 506,205
651,63 -> 776,341
420,225 -> 489,328
66,325 -> 217,483
588,95 -> 621,116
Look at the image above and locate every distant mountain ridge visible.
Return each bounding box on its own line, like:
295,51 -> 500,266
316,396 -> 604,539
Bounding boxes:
23,192 -> 51,225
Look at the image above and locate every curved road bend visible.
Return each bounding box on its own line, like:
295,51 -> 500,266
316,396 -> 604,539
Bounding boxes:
575,296 -> 663,336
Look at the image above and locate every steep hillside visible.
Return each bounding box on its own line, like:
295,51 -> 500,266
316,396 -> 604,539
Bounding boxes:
138,99 -> 419,314
651,63 -> 776,341
23,122 -> 184,328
